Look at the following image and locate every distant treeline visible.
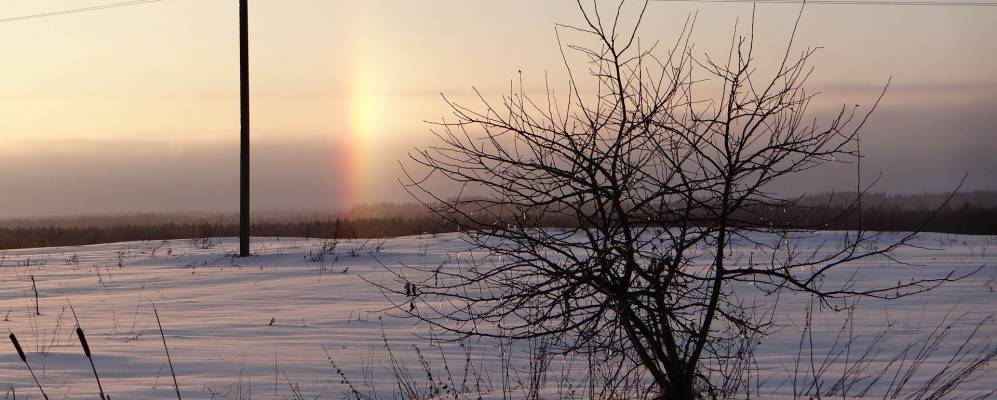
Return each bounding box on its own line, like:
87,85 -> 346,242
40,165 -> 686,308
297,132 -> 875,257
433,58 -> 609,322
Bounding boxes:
0,217 -> 454,250
0,191 -> 995,250
741,203 -> 997,236
800,190 -> 997,211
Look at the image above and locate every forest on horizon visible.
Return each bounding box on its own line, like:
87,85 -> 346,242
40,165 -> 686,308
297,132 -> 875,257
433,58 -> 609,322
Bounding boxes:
1,190 -> 994,251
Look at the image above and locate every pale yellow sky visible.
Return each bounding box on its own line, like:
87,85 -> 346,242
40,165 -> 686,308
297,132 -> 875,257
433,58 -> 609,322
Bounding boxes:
0,0 -> 995,217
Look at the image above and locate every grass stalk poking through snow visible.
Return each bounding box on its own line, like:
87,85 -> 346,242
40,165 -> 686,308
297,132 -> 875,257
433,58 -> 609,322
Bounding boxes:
152,301 -> 182,400
76,327 -> 108,400
30,275 -> 39,316
69,300 -> 107,400
8,333 -> 47,400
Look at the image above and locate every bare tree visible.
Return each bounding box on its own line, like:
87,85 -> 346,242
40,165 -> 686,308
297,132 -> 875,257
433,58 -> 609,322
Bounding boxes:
394,2 -> 971,398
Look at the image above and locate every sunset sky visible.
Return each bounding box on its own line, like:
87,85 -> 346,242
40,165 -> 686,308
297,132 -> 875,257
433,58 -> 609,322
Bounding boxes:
1,0 -> 995,218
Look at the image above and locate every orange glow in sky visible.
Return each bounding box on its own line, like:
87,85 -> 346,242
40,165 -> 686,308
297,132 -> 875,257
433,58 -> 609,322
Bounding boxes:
0,0 -> 994,217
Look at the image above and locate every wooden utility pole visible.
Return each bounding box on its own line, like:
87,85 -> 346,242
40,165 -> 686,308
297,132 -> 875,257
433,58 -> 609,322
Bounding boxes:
239,0 -> 250,257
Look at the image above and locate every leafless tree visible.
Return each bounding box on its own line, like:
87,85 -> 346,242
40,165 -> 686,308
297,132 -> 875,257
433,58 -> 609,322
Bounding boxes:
394,2 -> 972,398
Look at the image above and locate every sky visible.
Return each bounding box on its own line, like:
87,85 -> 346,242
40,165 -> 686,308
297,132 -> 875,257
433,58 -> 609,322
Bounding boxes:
0,0 -> 995,218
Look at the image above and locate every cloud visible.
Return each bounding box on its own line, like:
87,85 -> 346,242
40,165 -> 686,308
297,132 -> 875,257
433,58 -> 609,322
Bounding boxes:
775,89 -> 997,194
0,85 -> 993,218
0,136 -> 368,218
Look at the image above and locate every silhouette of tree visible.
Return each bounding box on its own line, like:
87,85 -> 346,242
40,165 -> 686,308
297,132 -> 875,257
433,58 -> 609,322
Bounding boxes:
395,2 -> 971,398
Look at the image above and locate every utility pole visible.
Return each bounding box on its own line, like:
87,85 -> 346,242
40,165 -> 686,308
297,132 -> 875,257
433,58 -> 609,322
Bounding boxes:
239,0 -> 250,257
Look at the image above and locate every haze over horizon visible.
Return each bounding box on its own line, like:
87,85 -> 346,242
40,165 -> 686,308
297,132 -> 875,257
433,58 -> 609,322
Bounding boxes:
1,0 -> 995,218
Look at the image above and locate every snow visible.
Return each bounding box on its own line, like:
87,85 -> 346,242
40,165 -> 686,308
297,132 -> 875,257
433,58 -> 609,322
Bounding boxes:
0,232 -> 994,399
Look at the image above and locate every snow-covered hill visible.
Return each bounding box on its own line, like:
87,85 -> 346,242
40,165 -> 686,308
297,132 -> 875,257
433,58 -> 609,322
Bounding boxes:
0,232 -> 994,399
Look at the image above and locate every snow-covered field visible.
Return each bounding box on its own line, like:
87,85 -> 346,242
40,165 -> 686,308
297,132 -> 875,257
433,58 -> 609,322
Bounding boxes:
0,232 -> 994,399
